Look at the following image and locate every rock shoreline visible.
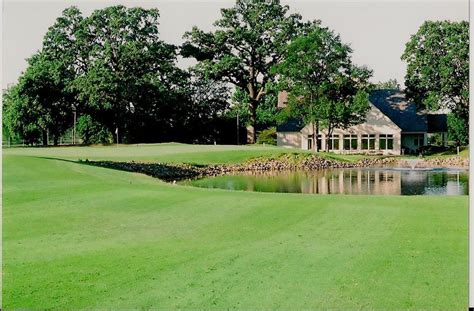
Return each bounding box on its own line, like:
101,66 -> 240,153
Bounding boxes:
81,154 -> 468,182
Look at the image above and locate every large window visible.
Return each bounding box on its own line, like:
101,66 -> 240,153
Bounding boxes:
328,135 -> 340,150
362,134 -> 376,150
308,135 -> 322,150
379,134 -> 394,150
343,134 -> 358,151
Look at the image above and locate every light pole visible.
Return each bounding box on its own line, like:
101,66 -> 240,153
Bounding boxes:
72,105 -> 77,145
115,127 -> 119,145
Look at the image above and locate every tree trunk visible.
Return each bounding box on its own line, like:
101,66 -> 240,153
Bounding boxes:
326,125 -> 334,152
42,130 -> 48,146
246,125 -> 255,144
316,120 -> 320,152
247,100 -> 257,144
325,131 -> 329,152
312,120 -> 320,152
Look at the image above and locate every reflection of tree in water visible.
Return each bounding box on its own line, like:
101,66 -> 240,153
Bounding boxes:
400,171 -> 429,195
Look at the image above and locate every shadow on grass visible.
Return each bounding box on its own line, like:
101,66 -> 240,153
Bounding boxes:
34,156 -> 203,181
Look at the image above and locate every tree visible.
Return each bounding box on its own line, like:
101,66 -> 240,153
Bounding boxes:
6,5 -> 233,145
317,82 -> 371,151
374,78 -> 400,90
402,21 -> 468,141
181,0 -> 304,143
181,67 -> 230,143
70,5 -> 187,143
274,26 -> 372,151
42,6 -> 85,80
227,85 -> 279,130
3,84 -> 43,145
3,7 -> 83,146
3,51 -> 74,145
76,114 -> 113,144
447,113 -> 468,146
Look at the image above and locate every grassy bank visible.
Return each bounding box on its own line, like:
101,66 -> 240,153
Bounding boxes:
3,144 -> 468,309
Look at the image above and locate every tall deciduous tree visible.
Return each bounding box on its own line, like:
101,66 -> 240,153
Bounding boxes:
72,5 -> 185,142
274,26 -> 372,151
402,21 -> 469,140
3,84 -> 42,145
4,6 -> 197,144
447,113 -> 468,146
181,0 -> 304,143
3,52 -> 74,145
227,85 -> 279,130
181,67 -> 230,143
3,7 -> 83,146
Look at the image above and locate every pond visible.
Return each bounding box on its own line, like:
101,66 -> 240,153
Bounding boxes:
180,168 -> 469,196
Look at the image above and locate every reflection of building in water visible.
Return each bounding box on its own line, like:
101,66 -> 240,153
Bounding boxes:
445,180 -> 463,195
444,171 -> 463,195
299,169 -> 402,195
202,168 -> 469,195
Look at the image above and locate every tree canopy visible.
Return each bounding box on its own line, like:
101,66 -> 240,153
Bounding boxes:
274,25 -> 372,151
181,0 -> 305,143
374,79 -> 400,90
4,5 -> 230,145
7,2 -> 460,148
3,51 -> 74,145
402,20 -> 469,142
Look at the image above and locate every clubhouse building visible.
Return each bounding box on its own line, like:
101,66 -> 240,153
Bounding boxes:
276,89 -> 448,155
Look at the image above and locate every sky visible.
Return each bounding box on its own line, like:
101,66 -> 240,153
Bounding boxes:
1,0 -> 469,90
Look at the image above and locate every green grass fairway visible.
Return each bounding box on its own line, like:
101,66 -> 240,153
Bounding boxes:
3,144 -> 468,309
4,143 -> 372,164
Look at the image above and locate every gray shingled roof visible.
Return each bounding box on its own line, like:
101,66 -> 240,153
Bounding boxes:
369,89 -> 427,133
276,118 -> 304,132
277,90 -> 447,133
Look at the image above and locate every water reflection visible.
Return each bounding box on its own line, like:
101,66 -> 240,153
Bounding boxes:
182,168 -> 469,195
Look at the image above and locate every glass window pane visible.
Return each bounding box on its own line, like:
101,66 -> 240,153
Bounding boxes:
351,138 -> 357,149
362,139 -> 368,150
387,139 -> 393,149
344,139 -> 350,150
380,139 -> 386,150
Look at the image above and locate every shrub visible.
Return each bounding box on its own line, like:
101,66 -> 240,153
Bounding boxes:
256,127 -> 276,145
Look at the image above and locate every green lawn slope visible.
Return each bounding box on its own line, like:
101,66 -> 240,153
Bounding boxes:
4,143 -> 372,164
3,145 -> 468,309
